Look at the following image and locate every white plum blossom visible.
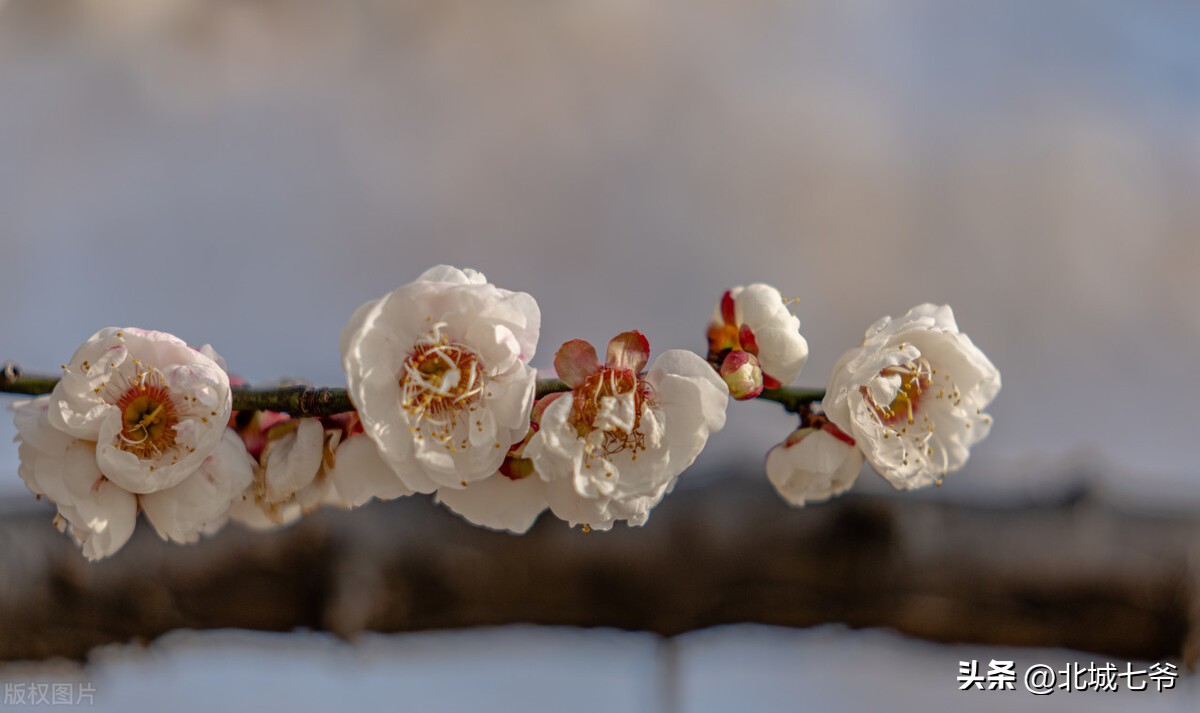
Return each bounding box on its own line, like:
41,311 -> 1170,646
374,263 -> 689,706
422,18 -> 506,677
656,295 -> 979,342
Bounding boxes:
526,332 -> 729,531
13,327 -> 254,559
766,421 -> 863,507
341,266 -> 541,495
229,415 -> 360,530
708,284 -> 808,388
48,328 -> 233,493
823,304 -> 1000,490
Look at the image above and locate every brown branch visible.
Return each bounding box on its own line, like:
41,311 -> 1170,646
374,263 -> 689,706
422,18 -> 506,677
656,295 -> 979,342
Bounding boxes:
230,386 -> 355,418
0,479 -> 1194,665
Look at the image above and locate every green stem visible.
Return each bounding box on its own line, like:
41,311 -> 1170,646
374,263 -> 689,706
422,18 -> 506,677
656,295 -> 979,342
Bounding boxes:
0,374 -> 60,396
534,378 -> 569,401
230,386 -> 355,418
1,364 -> 824,417
757,386 -> 826,414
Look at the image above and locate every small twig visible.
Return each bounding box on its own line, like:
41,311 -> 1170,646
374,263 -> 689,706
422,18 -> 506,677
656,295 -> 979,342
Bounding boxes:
0,364 -> 825,417
0,363 -> 58,397
535,378 -> 568,401
230,386 -> 356,418
758,386 -> 825,414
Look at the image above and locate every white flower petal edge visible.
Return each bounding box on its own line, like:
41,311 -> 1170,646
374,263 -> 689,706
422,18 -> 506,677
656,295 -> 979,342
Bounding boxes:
328,433 -> 415,507
48,327 -> 232,494
140,430 -> 256,543
17,394 -> 256,556
435,473 -> 548,534
766,427 -> 863,507
262,418 -> 326,503
14,397 -> 137,560
528,346 -> 728,531
341,265 -> 540,494
823,304 -> 1000,490
231,418 -> 365,531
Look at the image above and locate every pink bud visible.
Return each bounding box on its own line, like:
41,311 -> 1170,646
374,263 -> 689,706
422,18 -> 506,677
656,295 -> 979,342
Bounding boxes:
720,350 -> 763,400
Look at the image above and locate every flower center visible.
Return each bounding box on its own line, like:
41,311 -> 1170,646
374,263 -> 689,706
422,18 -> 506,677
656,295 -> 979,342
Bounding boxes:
115,369 -> 179,459
866,358 -> 933,426
571,367 -> 652,457
400,323 -> 485,445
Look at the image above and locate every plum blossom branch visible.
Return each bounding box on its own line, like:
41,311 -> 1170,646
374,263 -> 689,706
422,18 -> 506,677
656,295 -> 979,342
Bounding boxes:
2,265 -> 999,564
1,363 -> 352,418
1,363 -> 824,416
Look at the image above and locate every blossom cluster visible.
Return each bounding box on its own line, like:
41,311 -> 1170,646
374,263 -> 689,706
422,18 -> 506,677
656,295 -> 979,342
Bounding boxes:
763,304 -> 1000,506
8,265 -> 999,560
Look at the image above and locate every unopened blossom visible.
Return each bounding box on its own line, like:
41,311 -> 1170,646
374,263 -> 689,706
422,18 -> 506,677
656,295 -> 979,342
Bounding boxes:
708,284 -> 808,388
823,304 -> 1000,490
341,266 -> 540,494
434,395 -> 554,534
11,329 -> 252,559
766,420 -> 862,507
229,414 -> 362,530
526,332 -> 728,531
719,350 -> 763,400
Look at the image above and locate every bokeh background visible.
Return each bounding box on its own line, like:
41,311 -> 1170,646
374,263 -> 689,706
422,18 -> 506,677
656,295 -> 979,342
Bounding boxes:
0,0 -> 1198,710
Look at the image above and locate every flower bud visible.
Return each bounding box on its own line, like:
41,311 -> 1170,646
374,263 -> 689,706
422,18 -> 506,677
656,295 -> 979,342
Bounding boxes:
720,350 -> 763,400
707,285 -> 809,387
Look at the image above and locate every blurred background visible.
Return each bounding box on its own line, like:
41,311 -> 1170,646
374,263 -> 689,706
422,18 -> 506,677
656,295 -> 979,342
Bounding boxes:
0,0 -> 1198,710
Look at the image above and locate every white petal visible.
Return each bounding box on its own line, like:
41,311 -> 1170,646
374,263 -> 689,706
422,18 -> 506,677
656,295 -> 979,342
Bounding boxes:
229,492 -> 302,531
467,405 -> 499,449
416,265 -> 488,285
899,303 -> 958,332
472,288 -> 542,362
767,429 -> 863,507
464,322 -> 520,376
483,366 -> 537,431
59,441 -> 138,561
753,326 -> 809,385
646,349 -> 729,480
140,431 -> 255,544
732,284 -> 784,325
328,434 -> 414,507
47,328 -> 131,440
262,419 -> 324,502
435,473 -> 548,533
541,476 -> 616,531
